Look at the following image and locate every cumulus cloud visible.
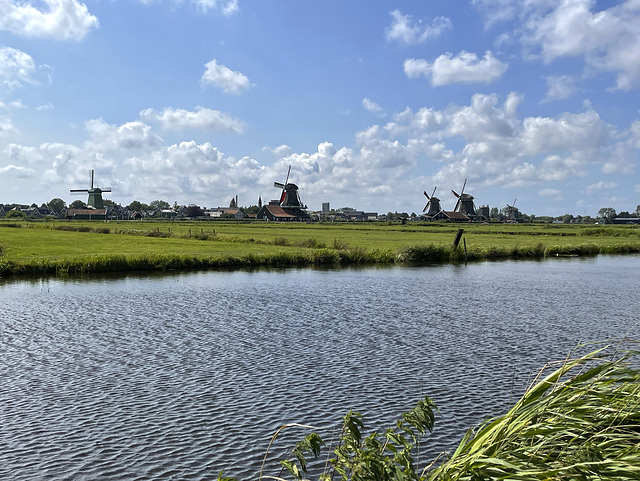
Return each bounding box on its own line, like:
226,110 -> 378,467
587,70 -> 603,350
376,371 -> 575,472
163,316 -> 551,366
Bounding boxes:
140,106 -> 245,133
0,47 -> 36,93
0,0 -> 99,41
543,75 -> 578,102
0,164 -> 35,177
585,181 -> 616,194
539,187 -> 562,198
84,118 -> 162,151
201,59 -> 252,94
471,0 -> 521,28
474,0 -> 640,90
190,0 -> 238,15
385,10 -> 452,44
262,144 -> 292,157
362,97 -> 385,116
404,50 -> 508,86
0,114 -> 15,135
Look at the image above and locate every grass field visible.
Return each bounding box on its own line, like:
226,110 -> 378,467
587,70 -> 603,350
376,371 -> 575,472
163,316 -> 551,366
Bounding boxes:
1,219 -> 640,276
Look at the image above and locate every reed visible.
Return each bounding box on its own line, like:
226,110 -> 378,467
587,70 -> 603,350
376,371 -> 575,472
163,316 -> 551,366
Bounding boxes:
426,345 -> 640,481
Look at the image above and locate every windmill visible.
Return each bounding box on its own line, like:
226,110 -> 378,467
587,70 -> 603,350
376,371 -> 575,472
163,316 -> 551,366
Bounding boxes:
70,169 -> 111,209
422,187 -> 441,217
273,165 -> 306,210
451,178 -> 477,217
506,199 -> 518,221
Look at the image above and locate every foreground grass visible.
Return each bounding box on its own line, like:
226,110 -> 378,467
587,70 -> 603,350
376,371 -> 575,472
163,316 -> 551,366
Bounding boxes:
247,345 -> 640,481
1,220 -> 640,276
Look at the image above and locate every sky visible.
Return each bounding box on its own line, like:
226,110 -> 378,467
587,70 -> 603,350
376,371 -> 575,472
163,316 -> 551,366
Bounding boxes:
0,0 -> 639,217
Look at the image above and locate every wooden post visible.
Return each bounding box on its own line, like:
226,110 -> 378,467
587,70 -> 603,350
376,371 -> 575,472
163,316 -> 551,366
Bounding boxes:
453,228 -> 464,247
463,237 -> 468,264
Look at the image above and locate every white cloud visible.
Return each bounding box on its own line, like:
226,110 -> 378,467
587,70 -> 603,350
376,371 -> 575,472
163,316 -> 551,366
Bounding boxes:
0,115 -> 15,135
140,106 -> 245,133
585,181 -> 616,194
262,144 -> 292,157
0,0 -> 99,41
201,59 -> 252,94
35,103 -> 54,111
471,0 -> 522,28
521,107 -> 609,154
385,10 -> 452,45
362,97 -> 385,116
0,164 -> 34,177
539,187 -> 562,198
479,0 -> 640,91
190,0 -> 238,15
543,75 -> 578,102
84,119 -> 162,151
404,50 -> 508,86
0,47 -> 36,93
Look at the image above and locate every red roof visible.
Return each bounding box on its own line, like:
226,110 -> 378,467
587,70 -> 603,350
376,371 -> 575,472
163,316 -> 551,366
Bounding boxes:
264,205 -> 297,218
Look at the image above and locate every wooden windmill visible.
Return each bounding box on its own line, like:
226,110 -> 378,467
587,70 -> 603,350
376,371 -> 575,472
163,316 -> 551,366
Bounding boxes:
506,199 -> 518,221
422,187 -> 442,217
70,170 -> 111,209
451,179 -> 477,217
273,165 -> 307,210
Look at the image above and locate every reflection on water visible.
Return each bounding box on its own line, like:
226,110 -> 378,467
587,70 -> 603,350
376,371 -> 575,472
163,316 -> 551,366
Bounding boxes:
1,256 -> 639,480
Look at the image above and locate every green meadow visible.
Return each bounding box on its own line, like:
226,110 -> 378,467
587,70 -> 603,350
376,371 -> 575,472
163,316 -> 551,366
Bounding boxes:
1,219 -> 640,276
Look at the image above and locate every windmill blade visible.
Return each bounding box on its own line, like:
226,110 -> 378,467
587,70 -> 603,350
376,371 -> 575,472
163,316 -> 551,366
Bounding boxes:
284,165 -> 291,185
423,200 -> 431,213
455,198 -> 461,211
70,189 -> 89,193
460,178 -> 467,195
431,186 -> 437,198
274,182 -> 285,189
451,189 -> 460,198
90,170 -> 94,189
424,190 -> 430,200
102,187 -> 112,193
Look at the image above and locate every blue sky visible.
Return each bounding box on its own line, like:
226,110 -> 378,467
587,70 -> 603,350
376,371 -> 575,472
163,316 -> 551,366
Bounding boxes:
1,0 -> 639,216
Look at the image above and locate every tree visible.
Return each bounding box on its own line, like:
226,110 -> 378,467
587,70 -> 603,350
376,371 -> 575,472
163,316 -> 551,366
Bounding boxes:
185,205 -> 204,217
243,205 -> 260,215
490,207 -> 500,219
150,200 -> 171,211
128,200 -> 144,211
5,209 -> 26,218
598,207 -> 617,223
69,200 -> 87,209
47,198 -> 66,212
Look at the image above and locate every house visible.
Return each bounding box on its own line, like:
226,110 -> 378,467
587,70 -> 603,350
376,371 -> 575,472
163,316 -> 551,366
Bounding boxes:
66,208 -> 107,220
256,204 -> 303,221
431,211 -> 470,222
612,217 -> 640,225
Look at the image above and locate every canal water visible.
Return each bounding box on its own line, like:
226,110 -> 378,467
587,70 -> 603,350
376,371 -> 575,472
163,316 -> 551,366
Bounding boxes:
1,256 -> 638,479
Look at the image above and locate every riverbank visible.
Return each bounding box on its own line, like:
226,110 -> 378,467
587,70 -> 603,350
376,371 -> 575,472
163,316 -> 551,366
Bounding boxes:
1,220 -> 640,276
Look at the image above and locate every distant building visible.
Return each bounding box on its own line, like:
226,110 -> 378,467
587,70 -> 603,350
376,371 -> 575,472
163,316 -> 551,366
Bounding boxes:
322,202 -> 330,214
256,204 -> 305,221
66,209 -> 107,220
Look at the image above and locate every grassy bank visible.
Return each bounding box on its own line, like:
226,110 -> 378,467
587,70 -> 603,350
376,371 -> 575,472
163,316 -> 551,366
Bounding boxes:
245,345 -> 640,481
1,220 -> 640,276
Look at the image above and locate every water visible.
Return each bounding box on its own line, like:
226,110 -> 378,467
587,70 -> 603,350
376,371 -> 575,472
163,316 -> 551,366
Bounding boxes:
1,256 -> 638,480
